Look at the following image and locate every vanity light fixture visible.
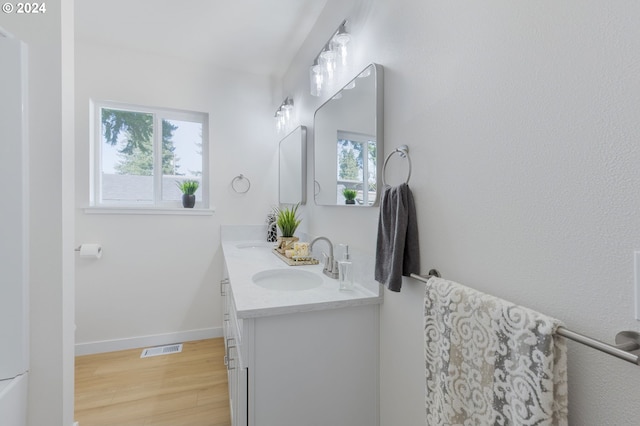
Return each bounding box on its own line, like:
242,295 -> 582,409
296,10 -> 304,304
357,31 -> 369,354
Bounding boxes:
275,97 -> 294,134
309,20 -> 352,97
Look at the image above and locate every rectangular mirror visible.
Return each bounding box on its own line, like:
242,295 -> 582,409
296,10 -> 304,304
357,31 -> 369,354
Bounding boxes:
313,63 -> 383,206
279,125 -> 307,205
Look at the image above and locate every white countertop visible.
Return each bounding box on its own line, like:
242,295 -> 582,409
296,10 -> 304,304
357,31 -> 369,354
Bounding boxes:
222,240 -> 383,319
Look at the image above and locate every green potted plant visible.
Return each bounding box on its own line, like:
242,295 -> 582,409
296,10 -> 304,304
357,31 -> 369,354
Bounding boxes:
342,188 -> 357,205
176,179 -> 199,208
273,203 -> 301,253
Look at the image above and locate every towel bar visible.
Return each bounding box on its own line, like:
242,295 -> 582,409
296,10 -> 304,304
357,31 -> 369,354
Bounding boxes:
411,272 -> 640,366
382,145 -> 411,185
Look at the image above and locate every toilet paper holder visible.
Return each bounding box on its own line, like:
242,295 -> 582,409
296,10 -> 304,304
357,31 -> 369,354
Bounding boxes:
75,243 -> 103,258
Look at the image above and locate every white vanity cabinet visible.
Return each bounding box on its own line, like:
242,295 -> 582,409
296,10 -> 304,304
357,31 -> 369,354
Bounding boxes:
220,238 -> 382,426
221,279 -> 380,426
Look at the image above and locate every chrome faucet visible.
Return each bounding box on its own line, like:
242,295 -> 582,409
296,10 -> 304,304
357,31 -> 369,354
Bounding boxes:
310,236 -> 339,279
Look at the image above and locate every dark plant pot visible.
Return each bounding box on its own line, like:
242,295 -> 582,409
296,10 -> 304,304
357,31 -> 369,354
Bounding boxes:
345,199 -> 355,205
182,194 -> 196,208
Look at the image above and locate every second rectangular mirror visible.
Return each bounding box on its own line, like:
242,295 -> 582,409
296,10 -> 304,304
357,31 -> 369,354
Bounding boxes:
279,125 -> 307,205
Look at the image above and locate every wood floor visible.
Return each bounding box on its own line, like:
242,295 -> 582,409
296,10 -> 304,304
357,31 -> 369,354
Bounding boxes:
75,338 -> 231,426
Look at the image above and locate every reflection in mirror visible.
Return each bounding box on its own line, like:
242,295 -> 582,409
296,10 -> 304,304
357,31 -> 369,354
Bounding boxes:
279,126 -> 307,205
313,63 -> 383,206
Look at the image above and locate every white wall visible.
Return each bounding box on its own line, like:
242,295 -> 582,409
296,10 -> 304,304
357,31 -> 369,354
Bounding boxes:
284,1 -> 640,425
74,41 -> 279,352
0,0 -> 76,424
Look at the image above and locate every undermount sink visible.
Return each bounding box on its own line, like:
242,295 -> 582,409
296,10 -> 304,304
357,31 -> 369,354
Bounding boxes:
236,242 -> 274,249
252,269 -> 323,291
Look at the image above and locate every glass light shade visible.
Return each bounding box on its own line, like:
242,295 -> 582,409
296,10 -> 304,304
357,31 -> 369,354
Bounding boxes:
333,32 -> 351,67
275,110 -> 283,133
320,48 -> 337,80
333,32 -> 351,46
310,63 -> 324,97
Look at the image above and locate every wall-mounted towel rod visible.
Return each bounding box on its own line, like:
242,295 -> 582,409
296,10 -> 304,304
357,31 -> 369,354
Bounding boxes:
382,145 -> 411,185
410,272 -> 640,366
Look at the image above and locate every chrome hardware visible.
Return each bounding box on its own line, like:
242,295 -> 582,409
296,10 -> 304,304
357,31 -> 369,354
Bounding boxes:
226,337 -> 235,359
310,236 -> 339,279
411,272 -> 640,366
382,145 -> 411,186
227,343 -> 237,371
220,278 -> 229,296
226,337 -> 237,370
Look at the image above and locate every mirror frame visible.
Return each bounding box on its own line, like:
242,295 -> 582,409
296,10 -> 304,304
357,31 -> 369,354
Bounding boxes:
313,63 -> 384,207
278,125 -> 307,205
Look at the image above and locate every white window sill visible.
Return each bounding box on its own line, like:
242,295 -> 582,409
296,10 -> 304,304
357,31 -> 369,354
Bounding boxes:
83,206 -> 215,216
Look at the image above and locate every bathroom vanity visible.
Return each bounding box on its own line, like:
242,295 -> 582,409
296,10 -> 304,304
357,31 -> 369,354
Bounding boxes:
221,236 -> 382,426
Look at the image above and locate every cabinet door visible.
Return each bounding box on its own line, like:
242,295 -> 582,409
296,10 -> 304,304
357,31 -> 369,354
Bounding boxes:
235,365 -> 248,426
227,340 -> 238,425
228,342 -> 247,426
221,278 -> 230,370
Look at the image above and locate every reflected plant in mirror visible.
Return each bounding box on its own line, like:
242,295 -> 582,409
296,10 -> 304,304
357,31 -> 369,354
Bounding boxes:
342,188 -> 357,205
313,63 -> 383,207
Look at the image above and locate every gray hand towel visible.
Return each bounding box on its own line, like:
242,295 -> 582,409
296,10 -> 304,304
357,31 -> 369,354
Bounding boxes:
375,183 -> 420,292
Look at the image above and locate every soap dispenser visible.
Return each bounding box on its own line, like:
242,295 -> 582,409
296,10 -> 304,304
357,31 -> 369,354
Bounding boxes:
338,244 -> 354,291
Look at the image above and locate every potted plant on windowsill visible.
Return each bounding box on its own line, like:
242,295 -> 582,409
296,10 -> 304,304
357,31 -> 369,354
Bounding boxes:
274,203 -> 301,254
342,188 -> 357,205
176,179 -> 199,208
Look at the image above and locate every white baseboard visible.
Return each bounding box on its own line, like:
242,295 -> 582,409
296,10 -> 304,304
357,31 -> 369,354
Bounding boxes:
74,327 -> 223,356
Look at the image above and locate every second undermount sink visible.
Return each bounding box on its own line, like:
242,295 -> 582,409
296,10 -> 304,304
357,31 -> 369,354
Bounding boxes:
235,242 -> 274,249
252,269 -> 323,291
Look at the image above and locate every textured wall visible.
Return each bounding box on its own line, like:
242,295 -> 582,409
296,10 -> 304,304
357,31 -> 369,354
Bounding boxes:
283,1 -> 640,424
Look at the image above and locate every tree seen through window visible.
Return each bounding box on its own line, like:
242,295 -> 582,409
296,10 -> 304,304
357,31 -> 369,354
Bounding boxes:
336,134 -> 377,205
97,104 -> 205,205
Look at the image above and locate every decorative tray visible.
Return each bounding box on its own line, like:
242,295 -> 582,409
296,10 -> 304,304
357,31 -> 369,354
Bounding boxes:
272,249 -> 319,266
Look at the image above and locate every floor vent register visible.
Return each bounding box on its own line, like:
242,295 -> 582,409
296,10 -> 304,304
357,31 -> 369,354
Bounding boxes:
140,343 -> 183,358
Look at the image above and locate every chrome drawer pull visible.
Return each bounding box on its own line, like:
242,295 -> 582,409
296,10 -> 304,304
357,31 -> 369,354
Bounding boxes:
220,278 -> 229,295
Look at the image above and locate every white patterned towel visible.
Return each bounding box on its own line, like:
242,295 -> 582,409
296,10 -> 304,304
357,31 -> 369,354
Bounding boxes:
424,277 -> 568,426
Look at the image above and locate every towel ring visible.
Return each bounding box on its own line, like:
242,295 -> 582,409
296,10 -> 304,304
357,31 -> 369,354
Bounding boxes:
231,174 -> 251,194
382,145 -> 411,186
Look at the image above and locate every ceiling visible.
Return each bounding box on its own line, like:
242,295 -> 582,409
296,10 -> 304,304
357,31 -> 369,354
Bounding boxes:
75,0 -> 328,77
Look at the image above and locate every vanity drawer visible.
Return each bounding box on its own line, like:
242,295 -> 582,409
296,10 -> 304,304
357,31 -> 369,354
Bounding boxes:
227,288 -> 243,346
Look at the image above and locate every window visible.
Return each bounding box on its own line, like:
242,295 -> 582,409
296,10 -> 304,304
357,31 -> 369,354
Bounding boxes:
91,101 -> 209,209
336,131 -> 377,205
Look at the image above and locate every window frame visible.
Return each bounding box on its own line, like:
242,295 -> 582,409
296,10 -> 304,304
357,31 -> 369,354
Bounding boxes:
90,100 -> 210,211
